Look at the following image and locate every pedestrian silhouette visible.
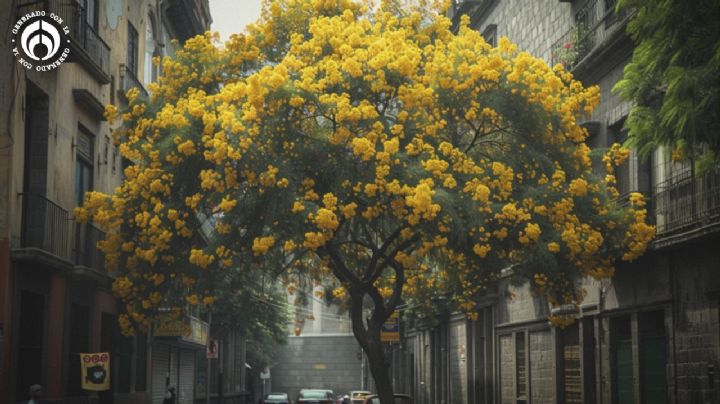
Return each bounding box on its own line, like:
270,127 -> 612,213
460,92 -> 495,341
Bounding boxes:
27,384 -> 42,404
163,386 -> 176,404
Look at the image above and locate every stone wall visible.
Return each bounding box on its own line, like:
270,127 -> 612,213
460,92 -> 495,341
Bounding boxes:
672,236 -> 720,404
271,335 -> 363,399
529,330 -> 555,403
498,334 -> 514,404
470,0 -> 573,62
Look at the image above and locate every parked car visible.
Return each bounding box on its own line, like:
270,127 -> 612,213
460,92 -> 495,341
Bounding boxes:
340,390 -> 372,404
263,392 -> 292,404
297,389 -> 336,404
361,394 -> 413,404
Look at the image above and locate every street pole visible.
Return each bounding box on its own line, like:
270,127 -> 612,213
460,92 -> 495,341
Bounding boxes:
218,337 -> 224,404
361,352 -> 365,390
206,312 -> 212,404
239,335 -> 247,404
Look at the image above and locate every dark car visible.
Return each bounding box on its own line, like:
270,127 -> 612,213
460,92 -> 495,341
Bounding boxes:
263,392 -> 292,404
361,394 -> 413,404
297,389 -> 336,404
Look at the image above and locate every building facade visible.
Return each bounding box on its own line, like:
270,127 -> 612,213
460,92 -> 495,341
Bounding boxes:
0,0 -> 211,402
391,1 -> 720,404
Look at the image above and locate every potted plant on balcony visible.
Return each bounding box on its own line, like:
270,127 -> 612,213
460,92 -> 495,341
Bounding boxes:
553,25 -> 590,69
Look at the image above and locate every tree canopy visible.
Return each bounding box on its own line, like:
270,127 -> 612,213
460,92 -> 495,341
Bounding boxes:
77,0 -> 654,399
615,0 -> 720,168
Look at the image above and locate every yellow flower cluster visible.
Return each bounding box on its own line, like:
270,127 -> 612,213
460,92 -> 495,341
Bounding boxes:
252,236 -> 276,256
189,248 -> 214,268
405,182 -> 441,225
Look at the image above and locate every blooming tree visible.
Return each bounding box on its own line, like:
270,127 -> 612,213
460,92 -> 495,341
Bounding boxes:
77,0 -> 654,400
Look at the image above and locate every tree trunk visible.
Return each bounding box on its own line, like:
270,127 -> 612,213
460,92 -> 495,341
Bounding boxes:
349,293 -> 395,404
364,320 -> 394,403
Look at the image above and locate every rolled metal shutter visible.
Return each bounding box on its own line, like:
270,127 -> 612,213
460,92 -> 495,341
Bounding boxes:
178,349 -> 196,404
152,343 -> 171,404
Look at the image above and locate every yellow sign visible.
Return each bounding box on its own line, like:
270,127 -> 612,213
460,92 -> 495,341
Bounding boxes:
154,312 -> 209,346
381,311 -> 400,342
154,315 -> 185,337
80,352 -> 110,391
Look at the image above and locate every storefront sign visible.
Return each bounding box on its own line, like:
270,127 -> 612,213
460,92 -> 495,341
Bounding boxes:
207,339 -> 219,359
80,352 -> 110,391
154,312 -> 209,347
381,311 -> 400,342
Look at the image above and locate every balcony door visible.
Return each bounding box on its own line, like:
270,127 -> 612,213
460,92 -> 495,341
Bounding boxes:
22,81 -> 49,248
75,126 -> 94,206
23,81 -> 48,197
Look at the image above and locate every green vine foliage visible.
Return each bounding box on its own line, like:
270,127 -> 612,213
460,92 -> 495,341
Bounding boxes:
614,0 -> 720,170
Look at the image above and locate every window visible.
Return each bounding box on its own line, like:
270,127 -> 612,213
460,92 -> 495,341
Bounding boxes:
103,135 -> 109,166
515,332 -> 527,403
574,2 -> 592,29
561,324 -> 582,403
604,0 -> 626,28
144,16 -> 156,85
612,316 -> 634,404
75,127 -> 94,206
111,145 -> 117,174
128,22 -> 139,75
482,24 -> 498,47
80,0 -> 99,30
610,125 -> 651,198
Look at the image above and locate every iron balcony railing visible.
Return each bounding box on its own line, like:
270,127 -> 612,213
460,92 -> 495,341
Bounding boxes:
654,170 -> 720,235
17,0 -> 111,82
74,222 -> 105,271
550,0 -> 632,70
18,193 -> 107,272
20,193 -> 71,260
119,64 -> 149,98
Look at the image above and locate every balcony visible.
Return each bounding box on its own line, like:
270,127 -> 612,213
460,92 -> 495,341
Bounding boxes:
74,222 -> 105,272
17,193 -> 72,264
14,193 -> 109,277
17,0 -> 111,83
166,0 -> 213,42
119,64 -> 148,99
653,170 -> 720,246
550,0 -> 633,71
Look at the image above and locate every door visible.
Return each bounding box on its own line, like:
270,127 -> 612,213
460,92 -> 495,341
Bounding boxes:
152,343 -> 171,403
640,311 -> 667,404
616,340 -> 634,404
15,290 -> 46,402
178,349 -> 195,404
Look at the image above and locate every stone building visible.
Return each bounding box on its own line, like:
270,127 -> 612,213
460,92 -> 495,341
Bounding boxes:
0,0 -> 211,403
391,1 -> 720,404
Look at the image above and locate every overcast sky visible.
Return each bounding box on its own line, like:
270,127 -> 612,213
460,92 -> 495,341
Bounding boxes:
209,0 -> 263,41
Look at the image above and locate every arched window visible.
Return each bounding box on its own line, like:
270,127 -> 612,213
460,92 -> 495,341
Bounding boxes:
144,14 -> 156,85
